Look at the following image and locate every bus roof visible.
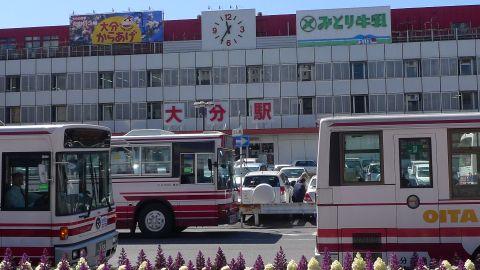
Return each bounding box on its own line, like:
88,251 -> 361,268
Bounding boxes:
0,124 -> 109,135
112,130 -> 227,143
319,113 -> 480,130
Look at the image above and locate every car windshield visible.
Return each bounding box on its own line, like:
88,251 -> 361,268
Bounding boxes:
234,165 -> 260,176
56,151 -> 112,216
243,175 -> 280,187
282,169 -> 304,178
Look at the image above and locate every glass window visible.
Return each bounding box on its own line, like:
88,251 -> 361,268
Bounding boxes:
460,91 -> 478,110
246,66 -> 263,83
111,146 -> 140,175
51,73 -> 67,90
316,96 -> 333,115
450,130 -> 480,199
300,97 -> 314,115
351,95 -> 368,113
83,72 -> 97,90
6,76 -> 20,92
280,64 -> 297,82
404,59 -> 420,77
459,57 -> 476,76
164,69 -> 179,87
20,75 -> 36,92
180,68 -> 196,86
147,102 -> 162,119
298,64 -> 313,81
98,72 -> 114,89
36,106 -> 51,123
21,106 -> 36,123
229,99 -> 246,117
67,104 -> 82,122
6,107 -> 20,123
52,105 -> 67,122
67,73 -> 82,90
115,71 -> 130,89
342,133 -> 382,184
115,103 -> 130,120
100,104 -> 114,121
315,63 -> 332,81
281,97 -> 298,115
142,146 -> 171,175
441,58 -> 458,76
351,62 -> 367,80
263,65 -> 280,83
131,70 -> 147,88
36,75 -> 51,91
2,152 -> 51,211
196,68 -> 212,85
369,94 -> 386,113
83,104 -> 97,121
423,92 -> 441,112
386,60 -> 403,78
368,61 -> 385,79
212,67 -> 229,85
421,59 -> 440,77
334,96 -> 351,115
333,62 -> 350,80
229,66 -> 246,84
147,70 -> 162,87
405,93 -> 422,112
442,92 -> 460,111
399,138 -> 432,188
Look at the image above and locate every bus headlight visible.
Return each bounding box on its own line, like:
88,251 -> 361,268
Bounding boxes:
60,226 -> 69,240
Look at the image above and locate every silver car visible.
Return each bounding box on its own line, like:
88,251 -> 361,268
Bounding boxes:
240,171 -> 293,204
304,175 -> 317,203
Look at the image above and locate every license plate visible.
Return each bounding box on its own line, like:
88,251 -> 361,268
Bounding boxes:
96,240 -> 106,254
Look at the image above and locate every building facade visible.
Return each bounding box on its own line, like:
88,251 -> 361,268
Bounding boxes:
0,5 -> 479,165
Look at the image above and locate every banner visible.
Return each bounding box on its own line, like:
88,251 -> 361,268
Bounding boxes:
296,6 -> 391,47
70,11 -> 164,45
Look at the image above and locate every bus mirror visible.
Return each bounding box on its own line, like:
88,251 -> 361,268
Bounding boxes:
38,164 -> 48,183
208,159 -> 213,171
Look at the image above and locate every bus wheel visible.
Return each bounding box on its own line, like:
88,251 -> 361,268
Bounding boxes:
138,204 -> 173,236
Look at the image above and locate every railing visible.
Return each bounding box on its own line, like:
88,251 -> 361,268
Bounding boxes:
1,27 -> 480,60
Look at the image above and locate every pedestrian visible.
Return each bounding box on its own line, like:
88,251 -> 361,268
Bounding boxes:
292,178 -> 306,202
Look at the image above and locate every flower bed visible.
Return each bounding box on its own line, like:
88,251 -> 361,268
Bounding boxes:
0,247 -> 477,270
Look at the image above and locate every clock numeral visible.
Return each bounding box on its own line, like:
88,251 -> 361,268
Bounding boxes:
225,13 -> 232,20
240,26 -> 245,33
212,27 -> 217,34
226,40 -> 232,46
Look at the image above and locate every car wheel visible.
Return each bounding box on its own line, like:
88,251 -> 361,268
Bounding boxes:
138,203 -> 173,237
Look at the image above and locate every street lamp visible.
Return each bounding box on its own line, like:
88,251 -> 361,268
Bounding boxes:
193,101 -> 214,131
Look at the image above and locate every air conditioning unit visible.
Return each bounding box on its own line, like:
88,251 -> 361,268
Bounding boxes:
406,94 -> 419,102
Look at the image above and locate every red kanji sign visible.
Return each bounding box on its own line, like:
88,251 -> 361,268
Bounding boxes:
164,104 -> 184,124
252,101 -> 273,121
209,104 -> 226,122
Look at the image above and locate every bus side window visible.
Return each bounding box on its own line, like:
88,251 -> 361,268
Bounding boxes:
399,138 -> 432,188
450,130 -> 480,198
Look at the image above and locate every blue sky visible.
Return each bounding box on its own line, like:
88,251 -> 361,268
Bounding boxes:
1,0 -> 479,28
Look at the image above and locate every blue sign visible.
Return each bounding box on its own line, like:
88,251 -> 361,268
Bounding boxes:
234,135 -> 250,147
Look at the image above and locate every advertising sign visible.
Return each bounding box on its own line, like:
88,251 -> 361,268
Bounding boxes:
70,11 -> 164,45
250,100 -> 274,123
296,6 -> 391,47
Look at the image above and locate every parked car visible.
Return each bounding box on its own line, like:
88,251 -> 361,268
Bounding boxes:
273,164 -> 292,171
304,175 -> 317,203
279,166 -> 310,186
344,157 -> 364,182
365,162 -> 381,181
292,160 -> 317,176
234,162 -> 268,186
240,171 -> 292,204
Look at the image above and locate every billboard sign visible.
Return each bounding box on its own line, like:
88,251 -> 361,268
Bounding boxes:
296,6 -> 391,47
250,100 -> 274,123
70,11 -> 164,45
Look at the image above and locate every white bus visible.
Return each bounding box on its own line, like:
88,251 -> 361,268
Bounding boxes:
316,113 -> 480,263
0,124 -> 117,264
111,130 -> 238,236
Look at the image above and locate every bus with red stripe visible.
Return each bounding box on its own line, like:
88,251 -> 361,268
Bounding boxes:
111,130 -> 238,236
0,124 -> 117,265
316,113 -> 480,263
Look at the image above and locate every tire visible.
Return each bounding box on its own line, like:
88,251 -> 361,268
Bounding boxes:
138,203 -> 173,237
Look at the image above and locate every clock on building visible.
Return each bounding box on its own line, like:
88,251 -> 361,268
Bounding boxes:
201,9 -> 256,50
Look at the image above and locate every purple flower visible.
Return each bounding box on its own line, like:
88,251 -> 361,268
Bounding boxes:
19,253 -> 30,270
214,247 -> 227,270
236,253 -> 246,270
415,257 -> 425,270
322,248 -> 331,270
229,258 -> 237,270
410,252 -> 419,270
97,248 -> 107,266
187,260 -> 195,270
253,255 -> 264,270
298,256 -> 308,270
154,246 -> 167,270
118,248 -> 129,267
137,249 -> 148,270
167,256 -> 174,270
196,251 -> 206,270
174,252 -> 186,270
429,258 -> 439,270
388,253 -> 400,270
206,257 -> 213,270
366,251 -> 373,270
274,247 -> 288,270
57,255 -> 71,270
38,248 -> 51,270
457,260 -> 465,270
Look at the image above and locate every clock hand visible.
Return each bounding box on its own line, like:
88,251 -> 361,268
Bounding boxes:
220,29 -> 228,44
226,21 -> 232,34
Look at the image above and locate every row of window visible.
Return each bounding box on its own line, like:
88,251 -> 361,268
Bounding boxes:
1,56 -> 480,92
331,130 -> 480,199
1,91 -> 479,124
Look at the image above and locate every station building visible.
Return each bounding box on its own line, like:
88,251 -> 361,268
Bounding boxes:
0,5 -> 479,165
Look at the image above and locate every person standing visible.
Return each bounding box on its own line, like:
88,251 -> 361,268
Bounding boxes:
292,178 -> 306,202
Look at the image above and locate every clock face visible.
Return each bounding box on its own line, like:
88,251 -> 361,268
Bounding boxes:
211,13 -> 246,47
201,9 -> 256,51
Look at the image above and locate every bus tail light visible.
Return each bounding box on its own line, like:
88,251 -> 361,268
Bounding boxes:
59,227 -> 69,240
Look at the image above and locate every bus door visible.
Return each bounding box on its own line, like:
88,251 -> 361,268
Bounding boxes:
394,134 -> 438,261
1,152 -> 52,251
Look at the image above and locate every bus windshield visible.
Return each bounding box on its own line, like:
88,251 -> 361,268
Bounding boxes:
56,151 -> 112,216
217,148 -> 234,190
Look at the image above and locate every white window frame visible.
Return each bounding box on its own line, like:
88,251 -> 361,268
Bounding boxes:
316,96 -> 333,115
459,91 -> 478,111
100,103 -> 114,121
6,106 -> 20,124
351,62 -> 367,80
298,64 -> 313,81
147,70 -> 162,87
212,67 -> 229,85
367,61 -> 385,79
6,76 -> 20,92
299,97 -> 314,115
51,73 -> 67,91
405,93 -> 422,112
459,57 -> 476,76
386,60 -> 403,78
404,59 -> 420,78
52,105 -> 67,122
333,62 -> 350,80
180,68 -> 196,86
263,65 -> 280,83
131,70 -> 147,88
247,66 -> 263,83
98,72 -> 114,89
280,64 -> 297,82
351,95 -> 369,113
67,73 -> 82,90
147,102 -> 162,119
196,68 -> 212,85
